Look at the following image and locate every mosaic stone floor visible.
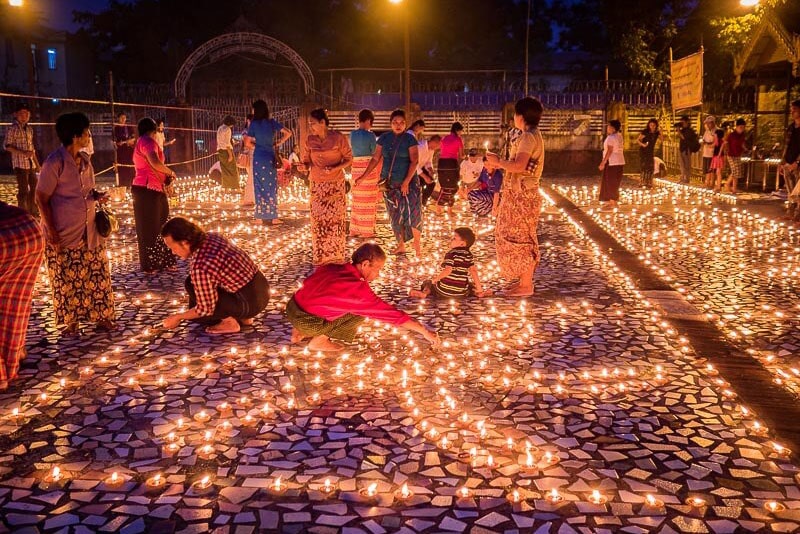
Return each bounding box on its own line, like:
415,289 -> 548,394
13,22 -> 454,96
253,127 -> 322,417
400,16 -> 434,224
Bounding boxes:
1,179 -> 799,533
554,177 -> 800,404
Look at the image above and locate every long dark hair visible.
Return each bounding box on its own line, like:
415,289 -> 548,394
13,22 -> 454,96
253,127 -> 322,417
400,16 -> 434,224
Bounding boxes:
161,217 -> 207,252
252,100 -> 270,121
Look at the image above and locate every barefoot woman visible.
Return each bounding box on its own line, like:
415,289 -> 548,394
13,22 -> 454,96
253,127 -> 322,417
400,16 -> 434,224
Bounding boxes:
286,243 -> 439,351
355,109 -> 422,256
485,97 -> 545,297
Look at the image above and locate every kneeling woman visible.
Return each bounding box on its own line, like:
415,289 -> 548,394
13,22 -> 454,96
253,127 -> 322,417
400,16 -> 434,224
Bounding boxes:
286,243 -> 439,351
160,217 -> 269,335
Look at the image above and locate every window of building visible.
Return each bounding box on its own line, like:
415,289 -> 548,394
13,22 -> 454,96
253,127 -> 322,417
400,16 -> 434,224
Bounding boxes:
47,48 -> 57,70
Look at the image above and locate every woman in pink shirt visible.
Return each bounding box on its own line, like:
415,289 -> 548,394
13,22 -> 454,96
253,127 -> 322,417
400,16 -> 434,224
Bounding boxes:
286,243 -> 439,351
131,118 -> 178,274
433,122 -> 464,214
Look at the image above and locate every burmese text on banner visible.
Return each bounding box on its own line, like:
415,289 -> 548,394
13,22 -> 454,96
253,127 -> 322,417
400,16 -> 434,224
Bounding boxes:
671,50 -> 703,111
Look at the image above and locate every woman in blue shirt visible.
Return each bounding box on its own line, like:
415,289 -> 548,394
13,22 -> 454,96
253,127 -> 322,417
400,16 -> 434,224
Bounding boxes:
349,109 -> 379,237
243,100 -> 292,225
355,109 -> 422,256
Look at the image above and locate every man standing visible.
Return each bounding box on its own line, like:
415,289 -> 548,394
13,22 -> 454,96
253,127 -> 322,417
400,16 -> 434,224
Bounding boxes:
783,100 -> 800,220
216,116 -> 239,190
677,115 -> 696,184
4,104 -> 39,214
160,217 -> 269,335
0,202 -> 45,391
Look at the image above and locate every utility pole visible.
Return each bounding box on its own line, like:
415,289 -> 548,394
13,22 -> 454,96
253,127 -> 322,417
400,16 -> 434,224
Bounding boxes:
524,0 -> 531,95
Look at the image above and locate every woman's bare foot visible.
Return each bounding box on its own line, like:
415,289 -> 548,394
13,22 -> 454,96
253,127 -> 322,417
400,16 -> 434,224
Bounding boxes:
290,327 -> 307,344
504,286 -> 534,297
307,335 -> 344,352
270,219 -> 284,226
409,289 -> 429,298
391,246 -> 407,255
205,317 -> 241,335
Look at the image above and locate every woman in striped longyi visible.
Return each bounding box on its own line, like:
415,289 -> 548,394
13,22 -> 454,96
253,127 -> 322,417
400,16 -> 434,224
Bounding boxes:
349,109 -> 379,237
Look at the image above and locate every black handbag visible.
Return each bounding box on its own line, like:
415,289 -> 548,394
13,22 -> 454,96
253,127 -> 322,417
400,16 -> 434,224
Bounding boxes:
95,205 -> 118,238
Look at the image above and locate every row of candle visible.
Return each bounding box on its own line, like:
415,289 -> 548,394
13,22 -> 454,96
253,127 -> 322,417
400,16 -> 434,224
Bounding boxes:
39,463 -> 790,515
561,181 -> 800,401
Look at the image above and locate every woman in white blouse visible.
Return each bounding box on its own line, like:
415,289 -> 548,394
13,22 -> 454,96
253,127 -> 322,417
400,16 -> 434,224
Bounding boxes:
598,119 -> 625,210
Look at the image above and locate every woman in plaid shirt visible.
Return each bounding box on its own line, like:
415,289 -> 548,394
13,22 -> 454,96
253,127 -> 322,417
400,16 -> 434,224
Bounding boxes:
160,217 -> 269,335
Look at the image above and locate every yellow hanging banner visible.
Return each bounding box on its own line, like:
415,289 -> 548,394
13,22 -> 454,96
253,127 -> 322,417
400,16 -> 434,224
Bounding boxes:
670,49 -> 704,111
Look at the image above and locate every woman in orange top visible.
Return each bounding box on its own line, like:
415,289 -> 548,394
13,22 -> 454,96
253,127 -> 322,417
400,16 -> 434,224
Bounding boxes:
299,109 -> 353,265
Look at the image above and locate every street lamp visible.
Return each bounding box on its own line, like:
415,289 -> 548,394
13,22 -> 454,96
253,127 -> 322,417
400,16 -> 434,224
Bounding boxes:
9,0 -> 24,6
390,0 -> 411,112
740,0 -> 759,6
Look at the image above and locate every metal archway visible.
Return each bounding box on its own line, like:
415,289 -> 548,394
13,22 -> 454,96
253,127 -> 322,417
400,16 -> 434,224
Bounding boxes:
174,32 -> 314,100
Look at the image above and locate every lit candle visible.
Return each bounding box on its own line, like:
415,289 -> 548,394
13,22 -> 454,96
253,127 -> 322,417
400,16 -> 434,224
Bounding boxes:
643,494 -> 664,509
395,482 -> 413,500
270,476 -> 286,494
44,466 -> 63,484
771,442 -> 791,457
360,482 -> 378,499
319,478 -> 336,495
241,414 -> 257,427
686,496 -> 706,508
506,489 -> 523,503
458,486 -> 471,499
145,473 -> 166,490
105,471 -> 125,488
539,450 -> 559,467
751,421 -> 768,436
197,444 -> 215,459
545,488 -> 563,504
764,500 -> 785,513
588,490 -> 607,505
191,474 -> 214,495
194,410 -> 210,423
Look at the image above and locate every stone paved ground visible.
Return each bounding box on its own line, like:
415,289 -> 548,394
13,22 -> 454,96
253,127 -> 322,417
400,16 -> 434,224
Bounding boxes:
1,178 -> 799,534
554,177 -> 800,403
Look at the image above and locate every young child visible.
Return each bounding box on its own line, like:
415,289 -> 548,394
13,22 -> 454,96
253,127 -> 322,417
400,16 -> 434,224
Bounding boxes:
409,227 -> 488,299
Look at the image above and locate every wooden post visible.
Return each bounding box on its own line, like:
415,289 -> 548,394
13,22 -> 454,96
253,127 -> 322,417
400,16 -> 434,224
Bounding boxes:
109,71 -> 119,187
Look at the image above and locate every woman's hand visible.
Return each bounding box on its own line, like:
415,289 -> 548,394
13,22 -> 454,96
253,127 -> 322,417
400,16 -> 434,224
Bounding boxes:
400,179 -> 411,196
162,315 -> 182,330
598,162 -> 606,171
423,329 -> 441,347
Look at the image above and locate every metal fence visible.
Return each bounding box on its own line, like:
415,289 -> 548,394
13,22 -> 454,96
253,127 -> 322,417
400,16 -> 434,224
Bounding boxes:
0,91 -> 301,180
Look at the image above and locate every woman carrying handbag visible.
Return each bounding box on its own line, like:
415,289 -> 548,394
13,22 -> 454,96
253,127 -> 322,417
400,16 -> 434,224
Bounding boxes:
131,117 -> 178,274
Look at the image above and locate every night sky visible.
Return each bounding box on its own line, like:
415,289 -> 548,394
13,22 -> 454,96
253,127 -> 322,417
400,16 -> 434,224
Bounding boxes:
41,0 -> 117,31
